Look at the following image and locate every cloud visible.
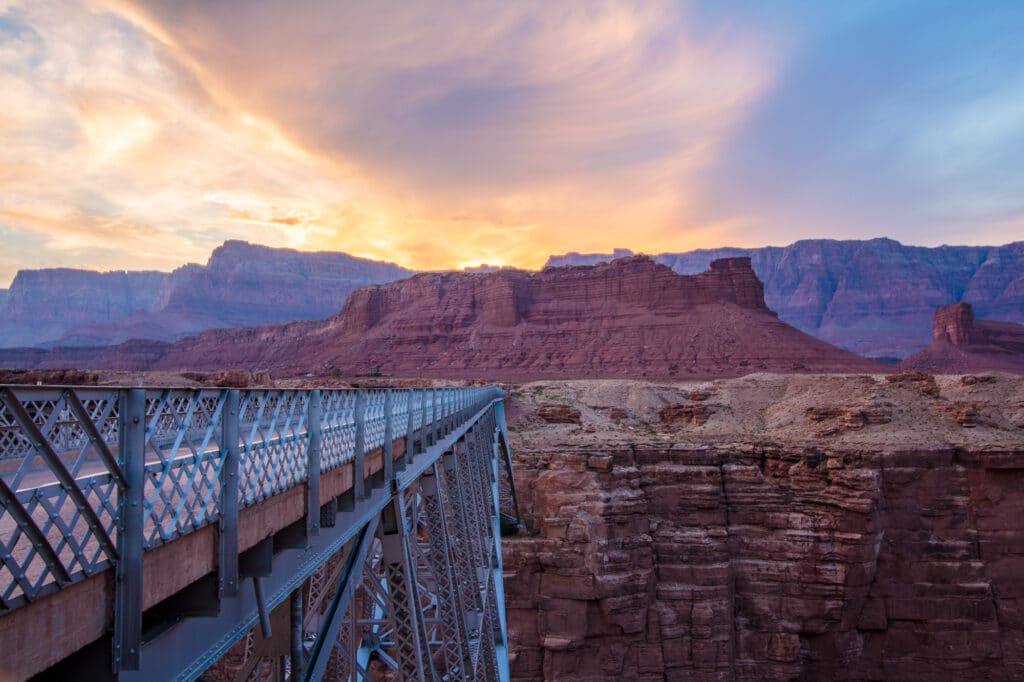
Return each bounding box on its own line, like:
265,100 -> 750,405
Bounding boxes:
6,0 -> 1018,289
0,0 -> 777,284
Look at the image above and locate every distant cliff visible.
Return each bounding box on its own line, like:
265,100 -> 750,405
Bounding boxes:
547,239 -> 1024,359
901,302 -> 1024,373
0,241 -> 413,348
0,269 -> 166,348
7,237 -> 1023,359
3,257 -> 884,378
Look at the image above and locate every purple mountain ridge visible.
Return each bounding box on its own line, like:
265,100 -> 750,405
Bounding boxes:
0,241 -> 412,349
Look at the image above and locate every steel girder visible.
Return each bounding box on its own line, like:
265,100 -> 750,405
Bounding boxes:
301,402 -> 513,681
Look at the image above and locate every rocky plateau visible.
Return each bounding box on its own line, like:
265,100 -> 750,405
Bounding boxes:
0,257 -> 885,378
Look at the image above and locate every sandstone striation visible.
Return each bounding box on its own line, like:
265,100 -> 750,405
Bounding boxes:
3,257 -> 885,378
547,238 -> 1024,359
503,376 -> 1024,680
902,302 -> 1024,374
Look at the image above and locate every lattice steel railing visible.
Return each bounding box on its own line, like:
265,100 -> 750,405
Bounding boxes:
0,385 -> 496,614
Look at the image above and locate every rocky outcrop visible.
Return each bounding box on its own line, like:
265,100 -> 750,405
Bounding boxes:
546,239 -> 1024,359
902,302 -> 1024,373
8,257 -> 885,378
933,301 -> 975,346
0,241 -> 412,348
503,377 -> 1024,680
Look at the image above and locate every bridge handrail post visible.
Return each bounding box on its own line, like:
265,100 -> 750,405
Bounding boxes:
445,389 -> 453,435
114,388 -> 145,672
219,389 -> 240,599
404,389 -> 416,466
353,390 -> 366,499
421,388 -> 430,447
383,389 -> 394,482
306,389 -> 322,538
431,388 -> 440,445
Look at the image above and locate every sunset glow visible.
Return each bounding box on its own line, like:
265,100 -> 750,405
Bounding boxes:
1,1 -> 1023,284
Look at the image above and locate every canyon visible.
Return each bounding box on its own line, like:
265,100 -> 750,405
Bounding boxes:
3,238 -> 1023,364
503,375 -> 1024,680
0,257 -> 885,378
547,238 -> 1024,360
0,240 -> 411,348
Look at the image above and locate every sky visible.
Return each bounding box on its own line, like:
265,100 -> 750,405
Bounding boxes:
1,1 -> 1023,285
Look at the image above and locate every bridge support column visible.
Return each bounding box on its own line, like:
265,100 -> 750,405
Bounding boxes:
301,519 -> 378,682
290,588 -> 304,676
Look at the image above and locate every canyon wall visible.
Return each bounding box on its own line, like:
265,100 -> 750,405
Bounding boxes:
503,376 -> 1024,680
0,268 -> 166,348
3,257 -> 885,378
151,256 -> 881,377
0,240 -> 412,348
547,239 -> 1024,359
5,237 -> 1023,360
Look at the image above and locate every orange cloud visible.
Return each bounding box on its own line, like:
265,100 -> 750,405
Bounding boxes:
0,0 -> 780,284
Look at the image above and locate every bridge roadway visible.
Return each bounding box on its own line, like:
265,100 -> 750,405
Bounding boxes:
0,384 -> 520,680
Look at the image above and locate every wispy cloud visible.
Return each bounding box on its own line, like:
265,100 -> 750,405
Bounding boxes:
2,1 -> 1021,287
0,0 -> 777,283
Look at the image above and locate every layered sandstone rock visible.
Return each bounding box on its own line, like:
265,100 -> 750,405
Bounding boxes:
503,376 -> 1024,680
902,302 -> 1024,373
0,241 -> 411,348
547,238 -> 1024,359
6,257 -> 884,378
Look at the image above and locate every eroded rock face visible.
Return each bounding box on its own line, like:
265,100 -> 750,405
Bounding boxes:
10,256 -> 883,378
547,239 -> 1024,359
933,302 -> 975,345
0,240 -> 411,349
503,377 -> 1024,680
0,268 -> 166,348
902,302 -> 1024,373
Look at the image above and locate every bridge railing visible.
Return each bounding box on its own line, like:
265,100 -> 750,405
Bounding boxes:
0,385 -> 498,613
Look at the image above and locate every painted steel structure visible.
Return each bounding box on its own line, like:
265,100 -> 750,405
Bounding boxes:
0,384 -> 519,680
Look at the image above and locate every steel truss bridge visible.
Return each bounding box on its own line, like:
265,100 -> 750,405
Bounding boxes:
0,384 -> 520,681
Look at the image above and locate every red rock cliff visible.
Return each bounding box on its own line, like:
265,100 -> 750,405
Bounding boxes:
504,377 -> 1024,680
294,256 -> 876,378
5,256 -> 885,377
